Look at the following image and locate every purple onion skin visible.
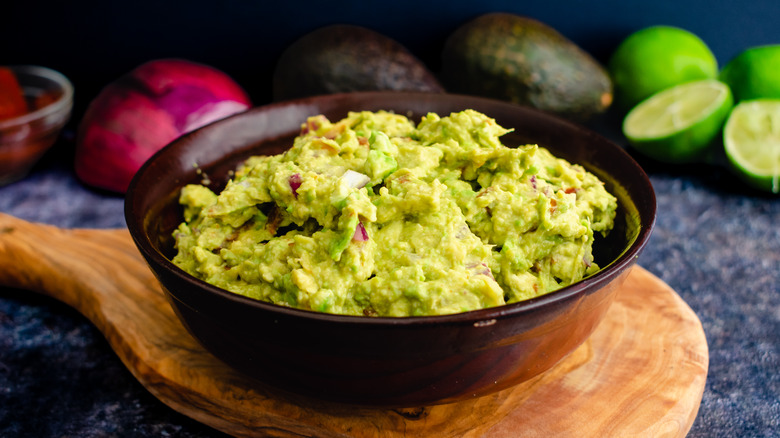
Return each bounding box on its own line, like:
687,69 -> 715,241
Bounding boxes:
75,59 -> 251,193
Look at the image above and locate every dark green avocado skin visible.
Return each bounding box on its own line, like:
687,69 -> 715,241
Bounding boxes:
273,25 -> 445,101
441,13 -> 613,121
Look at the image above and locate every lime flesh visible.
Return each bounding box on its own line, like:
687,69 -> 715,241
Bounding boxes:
623,79 -> 733,163
724,99 -> 780,193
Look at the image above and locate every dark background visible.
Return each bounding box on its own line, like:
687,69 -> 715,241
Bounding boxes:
6,0 -> 780,124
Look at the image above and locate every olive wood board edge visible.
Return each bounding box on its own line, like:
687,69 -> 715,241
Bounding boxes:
0,213 -> 708,437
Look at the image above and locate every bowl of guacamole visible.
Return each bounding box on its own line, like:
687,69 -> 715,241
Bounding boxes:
126,92 -> 655,407
171,109 -> 618,317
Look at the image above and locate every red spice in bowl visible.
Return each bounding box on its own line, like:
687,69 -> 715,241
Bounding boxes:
0,66 -> 73,186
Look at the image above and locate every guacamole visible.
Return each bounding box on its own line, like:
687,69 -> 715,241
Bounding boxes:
172,110 -> 617,317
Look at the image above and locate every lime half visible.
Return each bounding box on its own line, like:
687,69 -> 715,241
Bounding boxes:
623,79 -> 733,163
723,99 -> 780,194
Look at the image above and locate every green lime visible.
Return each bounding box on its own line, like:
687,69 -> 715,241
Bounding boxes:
719,45 -> 780,102
623,79 -> 733,163
723,99 -> 780,194
609,26 -> 718,109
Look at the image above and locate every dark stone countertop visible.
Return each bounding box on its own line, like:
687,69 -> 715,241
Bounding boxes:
1,128 -> 778,437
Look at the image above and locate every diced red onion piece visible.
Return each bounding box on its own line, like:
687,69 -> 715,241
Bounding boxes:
289,173 -> 302,198
353,222 -> 369,241
302,117 -> 322,134
583,256 -> 593,268
467,262 -> 495,280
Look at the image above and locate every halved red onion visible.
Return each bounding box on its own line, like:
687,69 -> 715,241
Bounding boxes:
75,59 -> 251,193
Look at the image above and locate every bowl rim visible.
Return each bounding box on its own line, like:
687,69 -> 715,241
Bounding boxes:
126,91 -> 657,327
0,65 -> 74,130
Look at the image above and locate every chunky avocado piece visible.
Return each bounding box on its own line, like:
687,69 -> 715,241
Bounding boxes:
273,25 -> 444,101
441,13 -> 612,121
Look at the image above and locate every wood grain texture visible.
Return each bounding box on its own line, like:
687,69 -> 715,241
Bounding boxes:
0,213 -> 708,437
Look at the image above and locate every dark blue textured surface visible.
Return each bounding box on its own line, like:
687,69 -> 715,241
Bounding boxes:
0,141 -> 229,437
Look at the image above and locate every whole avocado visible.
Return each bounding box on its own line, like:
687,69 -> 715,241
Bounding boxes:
441,13 -> 612,121
273,25 -> 445,101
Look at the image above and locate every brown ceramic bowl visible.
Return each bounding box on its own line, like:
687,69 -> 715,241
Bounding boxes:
125,92 -> 655,407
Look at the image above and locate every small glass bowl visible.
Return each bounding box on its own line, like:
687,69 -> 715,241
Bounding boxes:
0,65 -> 74,186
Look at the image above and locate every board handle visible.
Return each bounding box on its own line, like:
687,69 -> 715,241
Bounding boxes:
0,212 -> 148,318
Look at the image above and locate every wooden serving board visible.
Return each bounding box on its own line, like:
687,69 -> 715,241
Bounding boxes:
0,213 -> 708,437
